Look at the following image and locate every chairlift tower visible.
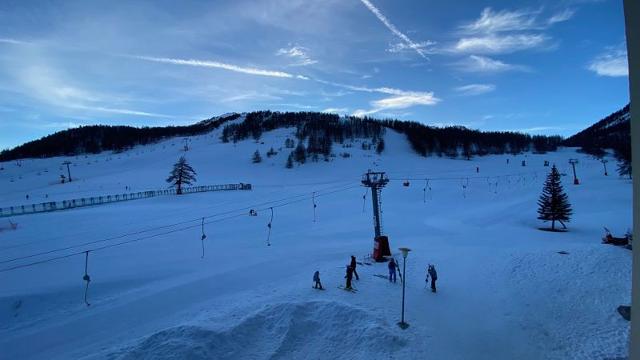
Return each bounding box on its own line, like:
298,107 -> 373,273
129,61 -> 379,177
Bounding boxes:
362,170 -> 391,260
569,159 -> 580,185
62,161 -> 72,182
601,159 -> 609,176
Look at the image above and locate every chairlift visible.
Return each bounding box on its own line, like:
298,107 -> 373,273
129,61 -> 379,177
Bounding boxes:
249,209 -> 258,216
403,180 -> 410,187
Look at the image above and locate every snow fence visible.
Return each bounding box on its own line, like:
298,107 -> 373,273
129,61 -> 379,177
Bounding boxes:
0,183 -> 252,218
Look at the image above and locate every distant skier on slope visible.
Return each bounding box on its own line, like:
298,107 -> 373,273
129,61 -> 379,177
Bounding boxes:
345,265 -> 354,290
350,256 -> 360,280
388,258 -> 397,283
427,264 -> 438,293
313,270 -> 323,290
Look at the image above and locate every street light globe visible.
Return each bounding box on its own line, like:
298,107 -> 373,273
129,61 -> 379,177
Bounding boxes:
399,247 -> 411,258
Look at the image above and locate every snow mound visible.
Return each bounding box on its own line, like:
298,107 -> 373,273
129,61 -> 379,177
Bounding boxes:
109,301 -> 406,360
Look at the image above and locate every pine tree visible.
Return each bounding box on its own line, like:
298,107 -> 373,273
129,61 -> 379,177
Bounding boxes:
252,150 -> 262,163
617,160 -> 632,179
537,165 -> 572,231
294,142 -> 307,164
166,156 -> 196,195
285,153 -> 294,168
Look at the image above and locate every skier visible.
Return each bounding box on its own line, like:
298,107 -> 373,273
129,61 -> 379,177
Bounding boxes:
388,258 -> 397,283
427,264 -> 438,293
476,166 -> 479,173
350,255 -> 359,280
345,265 -> 354,290
313,270 -> 323,290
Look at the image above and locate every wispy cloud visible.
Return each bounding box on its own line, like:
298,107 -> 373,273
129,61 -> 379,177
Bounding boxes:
454,84 -> 496,96
547,9 -> 575,25
460,7 -> 573,33
18,65 -> 176,119
276,45 -> 318,66
322,107 -> 349,114
359,0 -> 431,59
372,93 -> 439,108
451,7 -> 572,55
67,104 -> 173,118
0,38 -> 28,45
221,92 -> 282,103
453,55 -> 529,73
134,55 -> 295,78
269,103 -> 317,109
588,46 -> 628,77
460,7 -> 541,33
314,79 -> 439,104
453,34 -> 548,54
387,41 -> 435,56
353,91 -> 440,117
129,54 -> 438,114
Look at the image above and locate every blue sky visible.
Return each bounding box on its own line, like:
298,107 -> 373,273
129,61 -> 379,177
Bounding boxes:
0,0 -> 630,149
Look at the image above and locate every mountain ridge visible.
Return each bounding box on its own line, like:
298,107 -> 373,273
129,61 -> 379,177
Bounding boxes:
0,111 -> 563,162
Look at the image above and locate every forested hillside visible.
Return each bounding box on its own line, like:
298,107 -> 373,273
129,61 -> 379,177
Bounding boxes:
0,114 -> 241,161
1,111 -> 564,162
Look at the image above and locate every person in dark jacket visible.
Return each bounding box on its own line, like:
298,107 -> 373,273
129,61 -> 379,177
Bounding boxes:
427,264 -> 438,292
350,256 -> 359,280
388,258 -> 397,283
313,270 -> 323,289
345,265 -> 354,289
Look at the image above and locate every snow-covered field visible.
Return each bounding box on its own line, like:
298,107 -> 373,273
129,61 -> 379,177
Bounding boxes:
0,126 -> 632,359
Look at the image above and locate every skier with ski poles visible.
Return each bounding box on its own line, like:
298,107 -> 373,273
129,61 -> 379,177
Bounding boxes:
350,255 -> 359,280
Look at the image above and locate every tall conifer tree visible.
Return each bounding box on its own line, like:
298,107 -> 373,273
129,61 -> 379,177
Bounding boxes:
166,156 -> 197,195
537,165 -> 572,231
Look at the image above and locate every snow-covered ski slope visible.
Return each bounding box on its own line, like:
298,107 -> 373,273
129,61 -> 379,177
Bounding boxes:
0,125 -> 631,359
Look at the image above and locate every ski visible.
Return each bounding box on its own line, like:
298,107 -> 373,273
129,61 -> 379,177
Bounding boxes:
337,285 -> 357,292
373,274 -> 398,283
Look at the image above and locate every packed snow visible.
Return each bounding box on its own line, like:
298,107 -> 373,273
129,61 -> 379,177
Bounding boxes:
0,126 -> 632,359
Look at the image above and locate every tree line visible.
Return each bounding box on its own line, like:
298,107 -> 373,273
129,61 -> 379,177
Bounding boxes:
1,110 -> 566,163
0,114 -> 241,161
223,111 -> 563,166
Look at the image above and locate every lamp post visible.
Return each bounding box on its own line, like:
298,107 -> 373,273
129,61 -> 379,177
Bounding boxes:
398,247 -> 411,329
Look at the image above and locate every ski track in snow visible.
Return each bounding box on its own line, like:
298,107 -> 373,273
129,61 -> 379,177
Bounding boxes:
0,126 -> 632,359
